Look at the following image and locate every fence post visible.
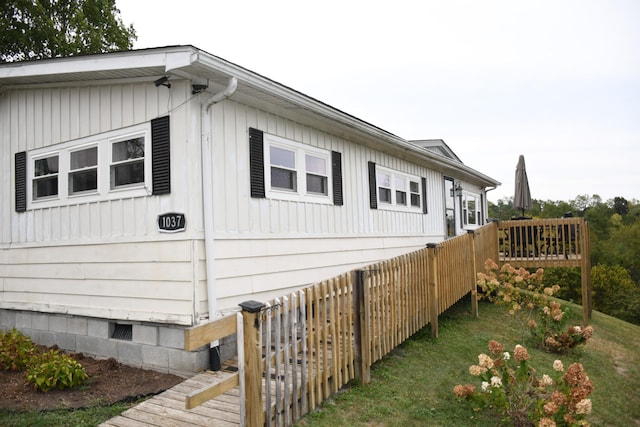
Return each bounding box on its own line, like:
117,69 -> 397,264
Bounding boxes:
239,300 -> 265,427
352,269 -> 371,385
581,221 -> 592,324
468,230 -> 479,318
426,244 -> 439,338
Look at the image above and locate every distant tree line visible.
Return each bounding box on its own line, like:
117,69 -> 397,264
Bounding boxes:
489,195 -> 640,325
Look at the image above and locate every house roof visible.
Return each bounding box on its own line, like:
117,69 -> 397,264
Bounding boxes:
0,45 -> 500,189
409,139 -> 463,163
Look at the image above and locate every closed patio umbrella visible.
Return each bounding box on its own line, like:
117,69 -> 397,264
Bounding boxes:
514,154 -> 531,217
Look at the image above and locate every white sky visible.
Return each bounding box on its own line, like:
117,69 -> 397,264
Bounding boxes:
117,0 -> 640,203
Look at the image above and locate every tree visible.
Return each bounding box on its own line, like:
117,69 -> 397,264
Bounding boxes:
571,194 -> 602,214
591,264 -> 640,324
1,0 -> 136,63
612,196 -> 629,216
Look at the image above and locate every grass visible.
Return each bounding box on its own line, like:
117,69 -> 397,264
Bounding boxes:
0,399 -> 145,427
2,296 -> 638,426
296,296 -> 640,426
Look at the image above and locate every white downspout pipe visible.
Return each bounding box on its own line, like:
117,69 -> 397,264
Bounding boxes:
200,76 -> 238,322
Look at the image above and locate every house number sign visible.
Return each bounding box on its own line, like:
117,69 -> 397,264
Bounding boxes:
158,213 -> 186,233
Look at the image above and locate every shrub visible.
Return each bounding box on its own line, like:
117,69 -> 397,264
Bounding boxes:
477,260 -> 593,353
25,349 -> 88,392
0,328 -> 38,371
453,340 -> 594,426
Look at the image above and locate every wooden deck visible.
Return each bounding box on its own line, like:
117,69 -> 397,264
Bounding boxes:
100,370 -> 241,427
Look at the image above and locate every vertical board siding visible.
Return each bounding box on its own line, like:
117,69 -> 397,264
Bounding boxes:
207,100 -> 449,311
1,81 -> 195,245
0,81 -> 202,324
212,101 -> 442,238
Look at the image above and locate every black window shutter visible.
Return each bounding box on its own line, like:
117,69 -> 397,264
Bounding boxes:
151,115 -> 171,195
421,177 -> 428,214
331,151 -> 343,206
368,161 -> 377,209
249,128 -> 265,198
15,151 -> 27,212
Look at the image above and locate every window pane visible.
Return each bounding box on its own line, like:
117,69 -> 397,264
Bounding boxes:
34,176 -> 58,198
411,193 -> 421,207
305,155 -> 326,175
396,190 -> 407,205
112,137 -> 144,162
379,187 -> 391,203
377,172 -> 391,188
34,156 -> 59,177
395,176 -> 406,191
307,174 -> 328,195
70,170 -> 97,193
445,180 -> 454,209
410,181 -> 419,193
71,147 -> 97,169
271,167 -> 296,190
112,161 -> 144,187
446,209 -> 455,237
468,199 -> 477,224
270,146 -> 295,168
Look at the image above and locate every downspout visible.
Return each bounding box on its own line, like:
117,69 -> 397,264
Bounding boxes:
484,185 -> 497,222
200,77 -> 237,368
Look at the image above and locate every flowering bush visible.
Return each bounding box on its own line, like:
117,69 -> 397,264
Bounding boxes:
477,259 -> 593,353
453,340 -> 594,426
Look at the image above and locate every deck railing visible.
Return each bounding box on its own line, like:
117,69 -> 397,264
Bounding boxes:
498,217 -> 588,267
185,218 -> 591,427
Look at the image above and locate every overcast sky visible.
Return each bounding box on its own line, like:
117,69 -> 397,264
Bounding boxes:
117,0 -> 640,203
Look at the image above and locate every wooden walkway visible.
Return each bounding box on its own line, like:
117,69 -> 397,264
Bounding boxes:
100,370 -> 241,427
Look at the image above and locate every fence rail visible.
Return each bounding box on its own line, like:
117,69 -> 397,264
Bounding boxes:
185,218 -> 591,426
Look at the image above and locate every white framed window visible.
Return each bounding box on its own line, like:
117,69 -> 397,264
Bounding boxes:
69,145 -> 98,195
110,135 -> 145,190
375,165 -> 422,212
462,192 -> 482,228
32,153 -> 59,200
264,133 -> 332,203
27,123 -> 151,209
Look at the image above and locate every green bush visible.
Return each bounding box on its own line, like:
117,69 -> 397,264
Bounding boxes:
0,328 -> 38,371
25,349 -> 88,392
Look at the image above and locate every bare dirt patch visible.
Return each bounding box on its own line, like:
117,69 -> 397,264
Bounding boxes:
0,347 -> 184,412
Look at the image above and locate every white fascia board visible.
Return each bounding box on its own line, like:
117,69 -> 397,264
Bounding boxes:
0,47 -> 195,79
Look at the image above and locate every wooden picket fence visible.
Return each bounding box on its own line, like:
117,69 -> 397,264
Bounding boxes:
183,219 -> 590,426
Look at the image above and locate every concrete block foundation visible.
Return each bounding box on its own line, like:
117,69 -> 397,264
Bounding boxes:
0,309 -> 209,376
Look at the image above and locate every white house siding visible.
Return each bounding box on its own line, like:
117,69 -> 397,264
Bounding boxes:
0,239 -> 203,325
208,100 -> 447,310
0,80 -> 206,325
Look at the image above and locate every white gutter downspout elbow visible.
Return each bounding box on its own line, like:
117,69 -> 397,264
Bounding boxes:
205,77 -> 238,111
200,76 -> 238,326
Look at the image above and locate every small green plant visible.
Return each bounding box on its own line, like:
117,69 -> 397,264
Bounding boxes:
0,328 -> 38,371
477,259 -> 593,352
25,349 -> 88,392
453,340 -> 594,426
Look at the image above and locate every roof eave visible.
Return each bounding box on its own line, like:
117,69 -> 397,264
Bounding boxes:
0,46 -> 501,188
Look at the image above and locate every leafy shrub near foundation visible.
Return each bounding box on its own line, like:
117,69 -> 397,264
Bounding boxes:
1,328 -> 88,392
25,349 -> 88,392
0,328 -> 38,371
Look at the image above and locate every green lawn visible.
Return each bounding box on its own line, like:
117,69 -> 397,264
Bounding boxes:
0,400 -> 142,427
296,296 -> 640,426
2,296 -> 638,426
